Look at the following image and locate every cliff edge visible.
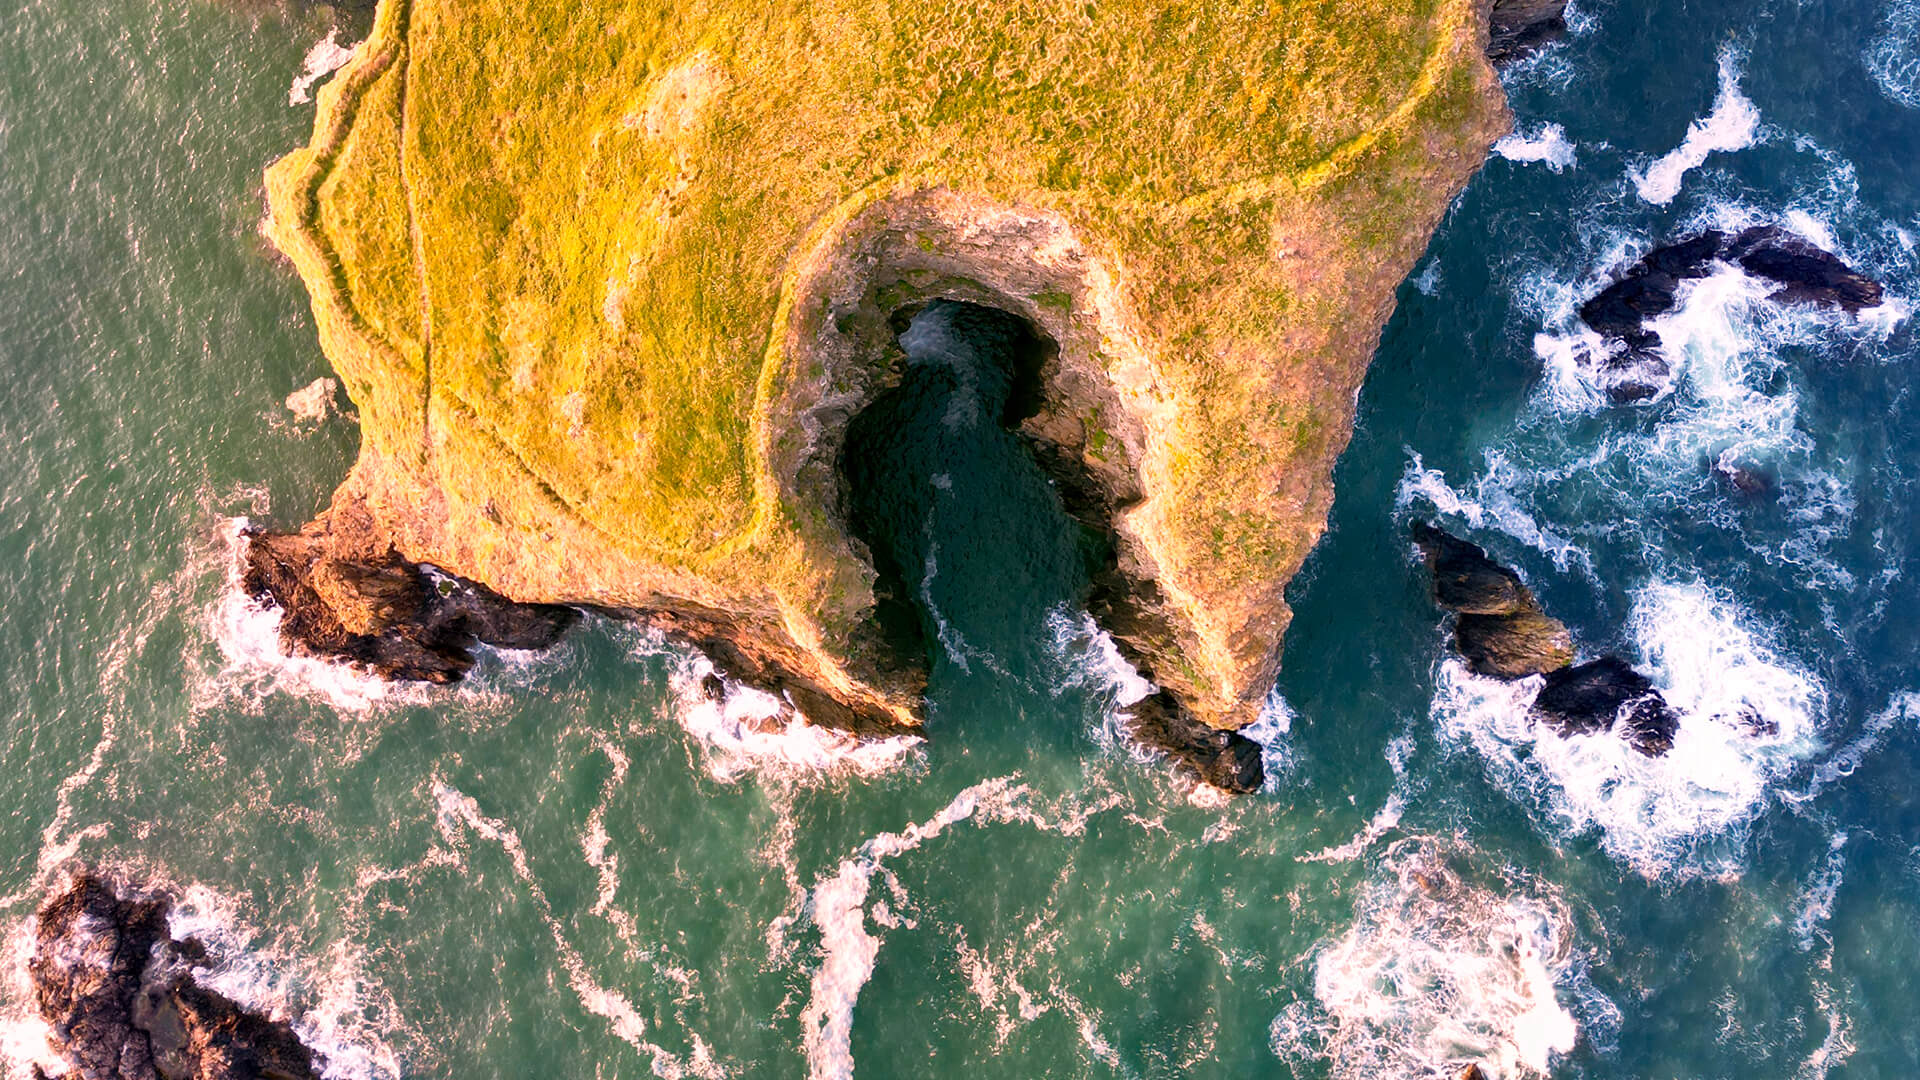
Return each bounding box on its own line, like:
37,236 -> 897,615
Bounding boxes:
260,0 -> 1519,779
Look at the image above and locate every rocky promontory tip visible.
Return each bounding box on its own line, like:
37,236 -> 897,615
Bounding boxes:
1122,691 -> 1266,794
242,520 -> 577,684
30,872 -> 320,1080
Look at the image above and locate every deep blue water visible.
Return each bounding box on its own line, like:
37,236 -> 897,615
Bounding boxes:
4,0 -> 1920,1076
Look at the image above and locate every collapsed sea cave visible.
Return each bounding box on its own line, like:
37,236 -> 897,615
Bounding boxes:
834,297 -> 1265,791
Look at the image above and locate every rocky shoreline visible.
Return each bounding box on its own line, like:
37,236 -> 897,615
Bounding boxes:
27,872 -> 321,1080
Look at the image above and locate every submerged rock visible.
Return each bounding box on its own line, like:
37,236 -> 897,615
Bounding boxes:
1121,691 -> 1265,794
1487,0 -> 1569,63
1412,523 -> 1573,678
30,872 -> 320,1080
1575,227 -> 1883,402
1531,656 -> 1678,756
1711,455 -> 1776,498
243,519 -> 577,684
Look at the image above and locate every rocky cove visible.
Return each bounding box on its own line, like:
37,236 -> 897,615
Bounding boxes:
240,0 -> 1584,793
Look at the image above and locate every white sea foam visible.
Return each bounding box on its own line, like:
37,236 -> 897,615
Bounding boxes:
1043,606 -> 1154,708
162,883 -> 408,1080
1631,47 -> 1762,205
1792,691 -> 1920,802
652,646 -> 924,783
800,777 -> 1115,1079
1866,0 -> 1920,109
1435,582 -> 1825,878
1790,832 -> 1850,952
0,919 -> 61,1079
431,781 -> 725,1078
289,30 -> 359,106
1397,452 -> 1588,573
1272,836 -> 1599,1079
1495,122 -> 1578,172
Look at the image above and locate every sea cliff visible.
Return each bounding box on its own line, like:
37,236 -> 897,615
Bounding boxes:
259,0 -> 1526,784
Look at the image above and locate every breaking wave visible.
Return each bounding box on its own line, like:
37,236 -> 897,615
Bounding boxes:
1433,582 -> 1825,878
1630,46 -> 1762,204
1272,836 -> 1612,1079
1495,122 -> 1578,172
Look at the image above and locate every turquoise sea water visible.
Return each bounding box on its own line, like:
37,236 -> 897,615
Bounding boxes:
6,0 -> 1920,1076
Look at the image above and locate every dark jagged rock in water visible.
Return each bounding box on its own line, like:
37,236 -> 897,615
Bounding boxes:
1452,609 -> 1578,680
1575,227 -> 1883,402
1411,523 -> 1573,678
1456,1066 -> 1490,1080
1121,691 -> 1265,794
1487,0 -> 1568,63
1711,456 -> 1776,498
1531,656 -> 1678,756
1726,224 -> 1885,310
30,872 -> 320,1080
1409,521 -> 1527,615
243,523 -> 578,684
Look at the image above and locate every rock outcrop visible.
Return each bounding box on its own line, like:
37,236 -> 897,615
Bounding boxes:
1487,0 -> 1569,63
1531,656 -> 1679,756
29,872 -> 320,1080
1411,522 -> 1681,757
243,510 -> 577,684
1576,226 -> 1884,402
262,0 -> 1516,784
1121,691 -> 1266,794
1412,522 -> 1573,678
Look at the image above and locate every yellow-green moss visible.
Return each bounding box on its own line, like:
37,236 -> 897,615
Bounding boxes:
268,0 -> 1508,728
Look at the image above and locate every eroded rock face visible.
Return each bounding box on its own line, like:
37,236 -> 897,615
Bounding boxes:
1531,656 -> 1679,756
1576,226 -> 1883,402
1487,0 -> 1569,63
242,514 -> 577,684
1121,691 -> 1265,794
1412,522 -> 1573,678
30,873 -> 319,1080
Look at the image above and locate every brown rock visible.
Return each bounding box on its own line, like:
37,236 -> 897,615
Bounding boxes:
1454,609 -> 1576,679
1412,523 -> 1573,678
31,872 -> 321,1080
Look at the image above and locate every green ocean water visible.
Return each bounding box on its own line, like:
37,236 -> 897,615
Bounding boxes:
6,0 -> 1920,1076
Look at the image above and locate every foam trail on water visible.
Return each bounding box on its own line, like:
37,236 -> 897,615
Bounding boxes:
431,781 -> 724,1079
1631,46 -> 1761,204
799,778 -> 1116,1079
1272,836 -> 1604,1079
289,30 -> 358,106
1790,832 -> 1850,952
1298,733 -> 1416,864
1865,0 -> 1920,109
161,884 -> 408,1080
1435,582 -> 1825,878
1494,122 -> 1577,172
1397,452 -> 1587,573
1792,691 -> 1919,802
